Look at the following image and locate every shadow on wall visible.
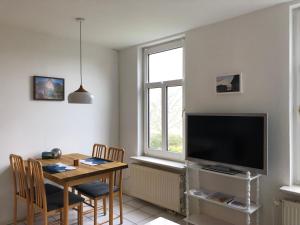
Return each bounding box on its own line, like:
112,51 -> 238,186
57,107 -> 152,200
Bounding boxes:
0,165 -> 26,224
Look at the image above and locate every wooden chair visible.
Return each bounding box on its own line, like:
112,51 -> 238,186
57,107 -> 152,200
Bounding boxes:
9,154 -> 31,225
92,144 -> 108,159
93,144 -> 109,214
75,147 -> 125,225
27,158 -> 84,225
71,143 -> 108,216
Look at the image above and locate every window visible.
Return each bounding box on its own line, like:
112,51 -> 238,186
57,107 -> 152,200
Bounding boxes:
143,40 -> 184,160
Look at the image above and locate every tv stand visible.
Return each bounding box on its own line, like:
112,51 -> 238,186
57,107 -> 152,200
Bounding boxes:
185,161 -> 262,225
202,164 -> 242,175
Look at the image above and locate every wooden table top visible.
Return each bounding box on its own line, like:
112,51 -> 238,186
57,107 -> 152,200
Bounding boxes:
39,153 -> 128,185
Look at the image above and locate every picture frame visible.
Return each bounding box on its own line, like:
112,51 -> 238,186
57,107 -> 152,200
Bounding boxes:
216,73 -> 242,94
33,76 -> 65,101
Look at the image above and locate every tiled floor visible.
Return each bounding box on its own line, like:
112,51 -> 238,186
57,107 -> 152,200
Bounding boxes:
19,194 -> 185,225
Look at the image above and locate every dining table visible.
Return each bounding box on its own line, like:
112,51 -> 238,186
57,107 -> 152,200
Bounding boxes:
39,153 -> 128,225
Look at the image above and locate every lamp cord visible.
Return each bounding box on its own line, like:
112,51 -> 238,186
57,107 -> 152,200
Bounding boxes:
79,19 -> 83,86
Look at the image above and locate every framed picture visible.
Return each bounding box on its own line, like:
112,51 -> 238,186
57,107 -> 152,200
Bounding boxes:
33,76 -> 65,101
216,73 -> 242,94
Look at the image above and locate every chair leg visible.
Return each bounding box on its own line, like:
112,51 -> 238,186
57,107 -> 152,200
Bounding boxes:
27,202 -> 33,225
78,203 -> 83,225
43,212 -> 48,225
102,196 -> 107,215
118,192 -> 123,224
13,195 -> 17,225
94,199 -> 98,225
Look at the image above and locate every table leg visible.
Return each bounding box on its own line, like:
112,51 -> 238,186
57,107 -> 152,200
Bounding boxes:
109,172 -> 114,225
63,184 -> 69,225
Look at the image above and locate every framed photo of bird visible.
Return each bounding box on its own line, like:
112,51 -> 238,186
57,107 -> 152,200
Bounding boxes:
216,73 -> 242,94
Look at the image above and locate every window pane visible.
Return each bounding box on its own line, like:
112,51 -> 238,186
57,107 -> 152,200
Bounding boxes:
149,48 -> 183,83
167,86 -> 183,153
149,88 -> 162,150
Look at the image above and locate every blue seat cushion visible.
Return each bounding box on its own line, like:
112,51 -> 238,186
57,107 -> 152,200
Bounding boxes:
46,191 -> 84,212
45,183 -> 62,195
75,181 -> 119,198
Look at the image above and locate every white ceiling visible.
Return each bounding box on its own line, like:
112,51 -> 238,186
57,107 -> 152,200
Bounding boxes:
0,0 -> 290,49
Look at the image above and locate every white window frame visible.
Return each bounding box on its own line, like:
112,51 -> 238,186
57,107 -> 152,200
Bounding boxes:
143,39 -> 185,161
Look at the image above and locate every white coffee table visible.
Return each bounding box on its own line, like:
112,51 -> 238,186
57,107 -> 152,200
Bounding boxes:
145,217 -> 180,225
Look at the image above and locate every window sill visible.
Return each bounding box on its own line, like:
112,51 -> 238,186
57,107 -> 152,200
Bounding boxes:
130,156 -> 185,170
280,185 -> 300,196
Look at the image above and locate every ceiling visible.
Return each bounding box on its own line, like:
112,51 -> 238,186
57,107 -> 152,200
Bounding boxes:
0,0 -> 290,49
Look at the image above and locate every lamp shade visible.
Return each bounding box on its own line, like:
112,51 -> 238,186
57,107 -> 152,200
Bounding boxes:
68,85 -> 94,104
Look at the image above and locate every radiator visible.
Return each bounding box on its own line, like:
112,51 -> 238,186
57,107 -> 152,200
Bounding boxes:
128,163 -> 184,213
283,200 -> 300,225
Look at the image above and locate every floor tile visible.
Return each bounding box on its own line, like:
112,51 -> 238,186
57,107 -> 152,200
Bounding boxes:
111,218 -> 137,225
125,199 -> 150,208
137,216 -> 159,225
177,219 -> 187,225
115,204 -> 137,214
96,213 -> 119,223
122,194 -> 136,203
82,219 -> 95,225
140,204 -> 166,216
124,209 -> 152,224
157,211 -> 184,223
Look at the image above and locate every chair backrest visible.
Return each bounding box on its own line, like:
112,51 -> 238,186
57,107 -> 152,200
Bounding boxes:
107,147 -> 124,162
27,159 -> 47,211
9,154 -> 29,200
107,147 -> 125,187
92,144 -> 108,159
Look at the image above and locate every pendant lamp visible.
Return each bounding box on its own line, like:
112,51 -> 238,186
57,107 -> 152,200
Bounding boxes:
68,18 -> 94,104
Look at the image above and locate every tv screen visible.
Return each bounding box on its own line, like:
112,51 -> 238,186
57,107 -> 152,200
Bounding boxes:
186,114 -> 267,174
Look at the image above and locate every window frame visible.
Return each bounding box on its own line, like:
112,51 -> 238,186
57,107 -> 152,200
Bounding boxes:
143,39 -> 185,161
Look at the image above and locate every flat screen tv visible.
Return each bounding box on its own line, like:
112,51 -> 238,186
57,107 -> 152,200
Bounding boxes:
186,113 -> 268,175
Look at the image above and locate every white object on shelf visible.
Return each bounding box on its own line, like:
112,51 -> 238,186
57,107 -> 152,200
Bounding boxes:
190,188 -> 213,199
228,199 -> 247,209
184,214 -> 234,225
207,192 -> 234,204
187,190 -> 260,214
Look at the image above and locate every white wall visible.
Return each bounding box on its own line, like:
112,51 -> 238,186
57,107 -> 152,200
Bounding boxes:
119,2 -> 292,225
118,46 -> 144,192
119,47 -> 140,164
185,4 -> 290,225
0,24 -> 119,224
